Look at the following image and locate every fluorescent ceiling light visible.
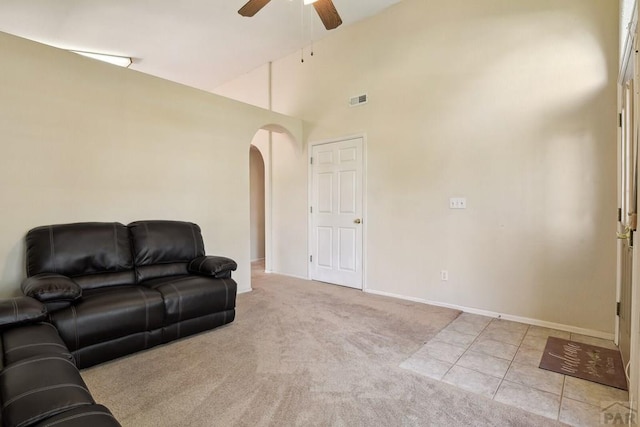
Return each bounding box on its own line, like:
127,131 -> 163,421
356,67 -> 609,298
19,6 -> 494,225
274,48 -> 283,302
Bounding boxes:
71,51 -> 132,68
303,0 -> 319,4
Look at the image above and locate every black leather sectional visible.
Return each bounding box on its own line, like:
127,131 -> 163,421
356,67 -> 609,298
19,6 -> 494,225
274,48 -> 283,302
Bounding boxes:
0,220 -> 238,427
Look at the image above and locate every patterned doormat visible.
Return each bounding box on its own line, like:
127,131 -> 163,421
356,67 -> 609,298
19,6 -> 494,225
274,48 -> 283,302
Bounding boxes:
539,337 -> 627,390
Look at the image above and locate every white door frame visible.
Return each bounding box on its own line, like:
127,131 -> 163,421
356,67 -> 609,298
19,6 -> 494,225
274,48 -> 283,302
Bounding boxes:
619,0 -> 640,411
308,134 -> 367,290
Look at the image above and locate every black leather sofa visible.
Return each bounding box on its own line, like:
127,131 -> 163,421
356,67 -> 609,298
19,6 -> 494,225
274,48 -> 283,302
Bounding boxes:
0,297 -> 121,427
21,220 -> 237,368
0,220 -> 238,427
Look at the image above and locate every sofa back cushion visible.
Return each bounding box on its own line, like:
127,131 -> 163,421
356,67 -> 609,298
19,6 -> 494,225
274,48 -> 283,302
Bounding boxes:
25,222 -> 135,290
128,221 -> 205,282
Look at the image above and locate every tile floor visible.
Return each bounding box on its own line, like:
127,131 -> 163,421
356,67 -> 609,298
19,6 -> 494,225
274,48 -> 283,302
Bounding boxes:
400,313 -> 629,426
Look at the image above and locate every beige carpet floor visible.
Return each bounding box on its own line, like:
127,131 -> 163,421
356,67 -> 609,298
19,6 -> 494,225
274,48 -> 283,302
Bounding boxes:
81,267 -> 563,426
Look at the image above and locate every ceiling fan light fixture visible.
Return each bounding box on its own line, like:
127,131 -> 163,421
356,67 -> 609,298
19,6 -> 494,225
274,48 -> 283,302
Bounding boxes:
239,0 -> 342,30
71,51 -> 132,68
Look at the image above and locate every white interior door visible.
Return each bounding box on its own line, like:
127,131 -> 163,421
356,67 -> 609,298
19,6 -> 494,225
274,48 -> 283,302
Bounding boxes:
618,79 -> 634,370
310,138 -> 363,289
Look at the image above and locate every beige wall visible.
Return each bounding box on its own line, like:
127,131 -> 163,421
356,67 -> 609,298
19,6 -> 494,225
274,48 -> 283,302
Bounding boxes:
216,0 -> 619,333
249,146 -> 266,261
0,31 -> 302,295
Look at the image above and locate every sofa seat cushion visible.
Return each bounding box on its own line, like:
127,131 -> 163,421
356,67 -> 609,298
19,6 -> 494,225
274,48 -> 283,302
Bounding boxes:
50,286 -> 164,352
32,404 -> 121,427
143,275 -> 236,324
3,323 -> 73,366
0,354 -> 94,427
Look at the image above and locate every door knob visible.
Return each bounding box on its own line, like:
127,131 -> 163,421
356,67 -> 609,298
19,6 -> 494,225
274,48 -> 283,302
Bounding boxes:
354,218 -> 361,224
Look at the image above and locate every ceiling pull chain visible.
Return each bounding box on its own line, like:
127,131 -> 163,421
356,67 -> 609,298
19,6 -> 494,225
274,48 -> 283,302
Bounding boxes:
310,8 -> 314,57
301,0 -> 305,63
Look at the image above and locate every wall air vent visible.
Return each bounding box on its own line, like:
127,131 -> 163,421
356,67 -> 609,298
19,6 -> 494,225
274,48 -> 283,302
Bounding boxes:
349,93 -> 368,107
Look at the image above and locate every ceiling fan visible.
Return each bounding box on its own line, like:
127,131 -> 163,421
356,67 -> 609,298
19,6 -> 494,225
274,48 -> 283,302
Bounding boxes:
238,0 -> 343,30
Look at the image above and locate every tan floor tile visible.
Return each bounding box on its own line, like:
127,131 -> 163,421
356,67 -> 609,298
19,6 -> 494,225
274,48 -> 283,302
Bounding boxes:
504,363 -> 564,395
477,328 -> 525,346
455,350 -> 511,378
559,397 -> 602,427
433,329 -> 477,348
456,313 -> 492,327
494,380 -> 561,420
446,319 -> 486,336
441,365 -> 501,398
486,319 -> 529,334
399,356 -> 452,381
520,334 -> 551,351
563,376 -> 629,407
569,333 -> 618,351
512,346 -> 544,368
526,326 -> 570,340
417,340 -> 467,364
469,337 -> 518,360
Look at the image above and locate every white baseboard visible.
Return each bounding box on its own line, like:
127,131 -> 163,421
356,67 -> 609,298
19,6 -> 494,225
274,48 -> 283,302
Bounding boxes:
237,287 -> 252,294
364,289 -> 615,341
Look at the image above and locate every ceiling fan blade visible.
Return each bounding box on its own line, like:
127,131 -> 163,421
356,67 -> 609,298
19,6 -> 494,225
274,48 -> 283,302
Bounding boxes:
238,0 -> 272,17
313,0 -> 343,30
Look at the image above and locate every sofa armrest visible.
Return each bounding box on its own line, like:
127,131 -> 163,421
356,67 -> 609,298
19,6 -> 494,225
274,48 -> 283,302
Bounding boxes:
188,256 -> 237,278
21,273 -> 82,303
0,297 -> 47,329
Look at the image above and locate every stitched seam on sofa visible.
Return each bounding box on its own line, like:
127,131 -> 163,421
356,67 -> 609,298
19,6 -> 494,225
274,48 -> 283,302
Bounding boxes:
142,222 -> 150,263
222,278 -> 229,310
113,223 -> 119,271
148,276 -> 196,287
5,343 -> 68,353
190,223 -> 198,258
71,305 -> 79,354
42,322 -> 58,332
11,298 -> 18,323
4,386 -> 90,412
49,226 -> 56,273
167,283 -> 182,337
197,257 -> 207,271
0,355 -> 76,375
70,270 -> 133,279
39,411 -> 117,427
134,287 -> 150,348
19,403 -> 101,427
33,273 -> 74,280
219,262 -> 235,271
140,260 -> 191,265
3,384 -> 90,408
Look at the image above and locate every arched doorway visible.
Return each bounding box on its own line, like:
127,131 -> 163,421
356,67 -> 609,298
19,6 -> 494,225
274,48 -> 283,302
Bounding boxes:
248,124 -> 305,288
249,144 -> 266,271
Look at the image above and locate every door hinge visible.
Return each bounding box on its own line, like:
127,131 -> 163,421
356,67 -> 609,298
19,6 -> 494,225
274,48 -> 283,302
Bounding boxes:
617,301 -> 621,316
618,208 -> 622,222
310,255 -> 313,262
310,206 -> 313,213
310,157 -> 313,165
631,230 -> 635,247
619,113 -> 623,128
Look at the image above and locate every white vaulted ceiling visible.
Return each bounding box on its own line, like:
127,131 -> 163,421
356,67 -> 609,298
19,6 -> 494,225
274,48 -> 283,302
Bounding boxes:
0,0 -> 402,92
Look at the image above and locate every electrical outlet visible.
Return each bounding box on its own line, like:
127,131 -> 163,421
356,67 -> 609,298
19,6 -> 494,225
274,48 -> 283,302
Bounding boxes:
440,270 -> 449,281
449,197 -> 467,209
